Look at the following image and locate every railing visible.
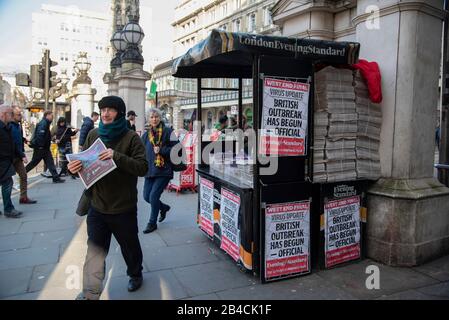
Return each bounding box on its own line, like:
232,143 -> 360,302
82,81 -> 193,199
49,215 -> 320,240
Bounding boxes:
180,89 -> 253,106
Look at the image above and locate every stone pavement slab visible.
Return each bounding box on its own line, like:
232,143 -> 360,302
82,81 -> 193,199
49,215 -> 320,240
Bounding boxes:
0,245 -> 60,271
157,226 -> 208,247
137,232 -> 169,251
216,273 -> 357,300
376,289 -> 448,300
316,259 -> 440,299
31,229 -> 78,248
0,233 -> 34,252
18,217 -> 81,234
413,255 -> 449,282
100,270 -> 189,300
28,263 -> 58,293
415,282 -> 449,299
5,210 -> 55,222
0,267 -> 33,299
172,260 -> 255,297
3,291 -> 41,300
0,220 -> 22,236
143,242 -> 220,272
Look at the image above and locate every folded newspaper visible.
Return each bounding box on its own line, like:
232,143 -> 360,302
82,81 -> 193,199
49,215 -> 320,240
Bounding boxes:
66,138 -> 117,189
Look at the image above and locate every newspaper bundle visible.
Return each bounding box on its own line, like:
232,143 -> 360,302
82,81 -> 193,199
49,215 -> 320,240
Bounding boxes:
312,67 -> 382,182
354,71 -> 382,179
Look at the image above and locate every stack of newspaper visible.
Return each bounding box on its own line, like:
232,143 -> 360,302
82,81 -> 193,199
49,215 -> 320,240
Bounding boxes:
354,71 -> 382,179
312,66 -> 359,182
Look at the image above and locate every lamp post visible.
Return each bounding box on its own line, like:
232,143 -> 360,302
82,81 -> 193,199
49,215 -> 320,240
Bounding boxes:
121,16 -> 145,65
71,52 -> 95,129
74,52 -> 92,82
110,26 -> 127,70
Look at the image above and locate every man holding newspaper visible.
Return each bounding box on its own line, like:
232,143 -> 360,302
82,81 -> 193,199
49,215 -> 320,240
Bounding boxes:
67,96 -> 148,300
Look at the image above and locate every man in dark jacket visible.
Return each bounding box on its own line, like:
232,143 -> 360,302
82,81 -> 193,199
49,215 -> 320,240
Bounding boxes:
11,106 -> 37,204
0,105 -> 23,218
126,110 -> 137,131
25,111 -> 64,183
78,112 -> 99,151
68,96 -> 148,300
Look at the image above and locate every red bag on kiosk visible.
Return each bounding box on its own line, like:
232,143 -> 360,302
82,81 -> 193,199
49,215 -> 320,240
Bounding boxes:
351,59 -> 383,103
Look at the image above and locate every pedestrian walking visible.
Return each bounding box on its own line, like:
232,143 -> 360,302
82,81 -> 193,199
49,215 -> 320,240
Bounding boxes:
78,112 -> 99,151
126,110 -> 137,131
10,106 -> 37,204
142,108 -> 177,234
26,111 -> 65,183
0,105 -> 23,218
53,117 -> 78,178
68,96 -> 148,300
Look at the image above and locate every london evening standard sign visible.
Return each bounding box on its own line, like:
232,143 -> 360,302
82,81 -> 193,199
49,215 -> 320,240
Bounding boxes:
238,35 -> 347,58
172,30 -> 361,78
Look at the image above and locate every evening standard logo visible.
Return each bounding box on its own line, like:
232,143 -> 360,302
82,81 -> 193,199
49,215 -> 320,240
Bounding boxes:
334,185 -> 357,198
239,35 -> 346,56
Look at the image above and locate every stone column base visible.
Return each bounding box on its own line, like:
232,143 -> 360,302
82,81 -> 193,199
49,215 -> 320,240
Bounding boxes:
367,178 -> 449,266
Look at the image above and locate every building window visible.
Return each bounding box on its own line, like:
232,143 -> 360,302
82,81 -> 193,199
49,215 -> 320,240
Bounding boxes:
234,0 -> 241,10
222,3 -> 227,17
263,7 -> 272,26
248,13 -> 256,32
234,19 -> 241,32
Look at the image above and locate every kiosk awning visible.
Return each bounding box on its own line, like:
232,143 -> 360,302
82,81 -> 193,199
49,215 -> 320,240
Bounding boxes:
172,29 -> 360,78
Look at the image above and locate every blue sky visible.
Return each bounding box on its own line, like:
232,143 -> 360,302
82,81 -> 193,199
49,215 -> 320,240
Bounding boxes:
0,0 -> 176,73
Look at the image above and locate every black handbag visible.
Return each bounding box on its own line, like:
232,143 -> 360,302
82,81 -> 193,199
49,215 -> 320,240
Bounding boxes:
76,189 -> 91,216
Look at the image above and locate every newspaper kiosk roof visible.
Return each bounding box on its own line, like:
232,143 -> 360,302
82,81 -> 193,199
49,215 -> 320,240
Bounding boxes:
172,29 -> 360,78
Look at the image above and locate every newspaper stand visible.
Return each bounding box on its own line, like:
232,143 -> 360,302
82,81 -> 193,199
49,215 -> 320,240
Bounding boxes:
172,29 -> 361,283
168,131 -> 198,194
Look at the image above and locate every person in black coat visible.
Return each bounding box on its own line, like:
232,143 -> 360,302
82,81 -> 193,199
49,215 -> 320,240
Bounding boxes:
26,111 -> 64,183
53,117 -> 78,177
141,108 -> 177,233
78,112 -> 99,151
127,110 -> 137,132
0,105 -> 22,218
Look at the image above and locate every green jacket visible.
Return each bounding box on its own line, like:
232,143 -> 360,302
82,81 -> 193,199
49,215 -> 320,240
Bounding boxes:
84,129 -> 148,214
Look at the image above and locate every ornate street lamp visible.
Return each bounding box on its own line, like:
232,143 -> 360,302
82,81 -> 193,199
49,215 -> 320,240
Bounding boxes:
110,26 -> 127,69
73,52 -> 92,86
121,16 -> 145,65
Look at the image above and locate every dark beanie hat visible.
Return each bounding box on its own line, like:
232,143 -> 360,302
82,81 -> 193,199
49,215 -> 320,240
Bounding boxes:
98,96 -> 126,119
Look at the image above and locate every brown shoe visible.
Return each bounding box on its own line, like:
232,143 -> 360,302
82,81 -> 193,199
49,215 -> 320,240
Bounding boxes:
19,197 -> 37,204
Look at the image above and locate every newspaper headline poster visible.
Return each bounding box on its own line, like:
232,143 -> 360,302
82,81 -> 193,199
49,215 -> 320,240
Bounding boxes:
265,201 -> 310,280
260,77 -> 310,156
324,196 -> 361,268
220,187 -> 241,262
199,177 -> 214,237
66,138 -> 117,189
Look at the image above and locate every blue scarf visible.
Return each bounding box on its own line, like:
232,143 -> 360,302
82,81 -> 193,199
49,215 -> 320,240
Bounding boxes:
98,117 -> 128,143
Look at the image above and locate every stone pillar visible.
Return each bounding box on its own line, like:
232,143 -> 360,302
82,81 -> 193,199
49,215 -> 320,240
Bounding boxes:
354,0 -> 449,266
70,83 -> 96,130
104,71 -> 120,96
117,62 -> 150,133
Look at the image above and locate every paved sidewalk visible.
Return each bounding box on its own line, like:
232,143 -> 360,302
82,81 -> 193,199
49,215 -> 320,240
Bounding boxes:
1,177 -> 448,300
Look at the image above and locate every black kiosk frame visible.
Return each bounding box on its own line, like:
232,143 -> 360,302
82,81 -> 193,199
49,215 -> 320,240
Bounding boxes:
173,30 -> 361,283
